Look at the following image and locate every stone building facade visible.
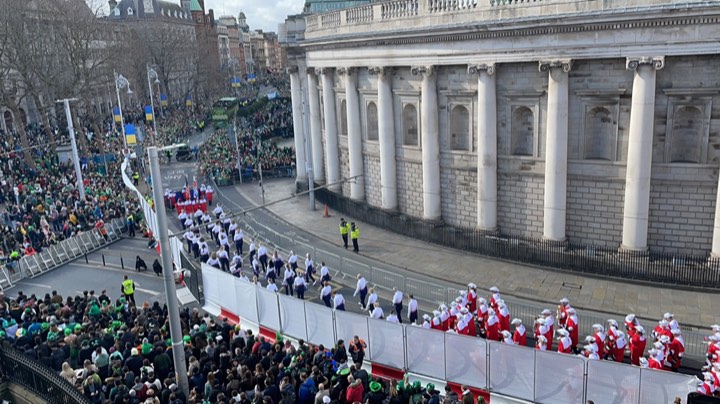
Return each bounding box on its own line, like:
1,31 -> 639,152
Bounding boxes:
286,0 -> 720,256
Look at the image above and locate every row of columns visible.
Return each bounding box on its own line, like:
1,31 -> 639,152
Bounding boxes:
290,56 -> 720,253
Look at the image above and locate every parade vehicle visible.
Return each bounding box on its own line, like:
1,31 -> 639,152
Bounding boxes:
211,97 -> 240,128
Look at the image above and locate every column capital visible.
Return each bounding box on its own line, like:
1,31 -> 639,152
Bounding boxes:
337,67 -> 356,76
306,67 -> 316,75
316,67 -> 334,75
286,66 -> 299,74
626,56 -> 665,71
411,65 -> 435,77
468,63 -> 496,76
368,66 -> 391,76
538,59 -> 573,73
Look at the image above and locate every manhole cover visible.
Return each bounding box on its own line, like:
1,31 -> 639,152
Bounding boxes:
561,282 -> 582,289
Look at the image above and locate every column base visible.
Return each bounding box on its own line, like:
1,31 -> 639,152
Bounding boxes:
475,226 -> 499,236
542,236 -> 568,246
618,245 -> 649,256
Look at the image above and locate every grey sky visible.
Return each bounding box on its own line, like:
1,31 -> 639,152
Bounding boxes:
204,0 -> 304,32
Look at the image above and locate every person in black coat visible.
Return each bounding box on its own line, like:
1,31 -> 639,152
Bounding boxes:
135,256 -> 147,272
153,259 -> 163,276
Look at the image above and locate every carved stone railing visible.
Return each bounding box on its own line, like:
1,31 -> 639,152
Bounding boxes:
380,0 -> 419,19
303,0 -> 717,37
346,4 -> 374,23
320,10 -> 342,27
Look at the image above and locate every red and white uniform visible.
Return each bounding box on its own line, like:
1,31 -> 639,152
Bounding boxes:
536,322 -> 552,351
490,292 -> 501,312
613,333 -> 627,363
477,302 -> 488,330
440,309 -> 451,331
668,336 -> 685,370
558,304 -> 570,328
486,313 -> 500,341
566,314 -> 579,347
464,313 -> 476,337
594,331 -> 606,358
648,356 -> 664,370
558,336 -> 573,354
498,306 -> 511,333
697,381 -> 715,396
630,332 -> 647,366
513,324 -> 527,347
653,324 -> 672,342
431,315 -> 442,330
467,289 -> 478,313
456,317 -> 471,336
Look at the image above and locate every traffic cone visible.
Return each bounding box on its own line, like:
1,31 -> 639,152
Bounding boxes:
323,204 -> 330,218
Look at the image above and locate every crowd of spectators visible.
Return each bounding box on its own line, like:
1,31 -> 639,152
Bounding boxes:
245,99 -> 293,140
0,286 -> 471,404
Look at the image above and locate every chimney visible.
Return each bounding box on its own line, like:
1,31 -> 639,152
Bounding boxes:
208,9 -> 215,26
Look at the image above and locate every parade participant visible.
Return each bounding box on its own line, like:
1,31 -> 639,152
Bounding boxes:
370,302 -> 384,320
218,248 -> 230,272
304,253 -> 315,284
431,310 -> 442,330
511,319 -> 526,346
392,288 -> 404,324
258,243 -> 268,270
293,272 -> 307,299
697,373 -> 716,396
477,297 -> 489,334
387,310 -> 400,324
593,324 -> 606,357
585,345 -> 600,360
630,325 -> 647,366
332,291 -> 346,311
489,287 -> 501,311
613,331 -> 628,363
648,349 -> 663,370
536,335 -> 548,351
319,262 -> 331,284
497,300 -> 510,333
653,320 -> 673,342
283,265 -> 296,296
353,274 -> 368,307
467,283 -> 478,313
440,304 -> 451,331
557,329 -> 573,354
566,308 -> 579,349
535,318 -> 553,351
320,282 -> 332,307
486,309 -> 500,341
558,297 -> 571,328
422,314 -> 432,329
266,279 -> 279,293
500,330 -> 514,344
288,250 -> 298,270
625,314 -> 640,336
408,294 -> 418,324
178,209 -> 188,229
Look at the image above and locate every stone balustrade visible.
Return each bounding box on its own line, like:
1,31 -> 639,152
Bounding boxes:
346,4 -> 374,23
304,0 -> 713,38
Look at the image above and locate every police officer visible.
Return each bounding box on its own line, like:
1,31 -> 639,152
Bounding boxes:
350,223 -> 360,253
132,172 -> 140,186
127,213 -> 135,237
121,275 -> 136,305
340,218 -> 349,249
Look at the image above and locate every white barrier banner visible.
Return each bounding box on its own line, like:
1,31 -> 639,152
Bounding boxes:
639,368 -> 695,404
202,265 -> 221,307
234,279 -> 259,324
534,350 -> 586,404
586,359 -> 640,404
305,303 -> 335,348
406,326 -> 445,380
334,311 -> 371,360
217,270 -> 238,309
489,342 -> 535,402
278,294 -> 308,340
444,333 -> 487,389
256,287 -> 281,331
368,319 -> 405,370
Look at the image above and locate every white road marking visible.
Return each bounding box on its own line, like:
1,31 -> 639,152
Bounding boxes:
20,282 -> 52,289
136,287 -> 160,296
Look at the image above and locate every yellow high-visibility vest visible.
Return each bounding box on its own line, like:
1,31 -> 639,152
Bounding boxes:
351,228 -> 359,239
122,279 -> 134,295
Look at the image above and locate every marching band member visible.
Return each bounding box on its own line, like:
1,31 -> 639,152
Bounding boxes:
511,318 -> 526,346
613,331 -> 628,363
557,329 -> 573,354
467,283 -> 478,313
668,328 -> 685,371
558,297 -> 571,328
486,308 -> 500,341
630,325 -> 647,366
501,330 -> 514,345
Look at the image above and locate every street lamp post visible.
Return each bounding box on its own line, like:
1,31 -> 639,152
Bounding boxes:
114,71 -> 132,149
147,65 -> 160,144
56,98 -> 85,200
147,144 -> 190,397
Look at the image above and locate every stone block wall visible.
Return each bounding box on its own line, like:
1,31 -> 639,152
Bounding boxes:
363,154 -> 382,207
439,152 -> 477,228
566,178 -> 625,247
497,173 -> 544,238
396,159 -> 423,217
648,179 -> 717,255
338,146 -> 351,197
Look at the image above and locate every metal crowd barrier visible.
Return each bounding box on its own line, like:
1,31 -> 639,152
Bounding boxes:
202,265 -> 696,404
0,218 -> 126,292
200,205 -> 713,363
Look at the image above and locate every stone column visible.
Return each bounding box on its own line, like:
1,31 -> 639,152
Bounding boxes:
319,68 -> 341,191
539,59 -> 572,242
289,66 -> 307,182
370,66 -> 397,210
469,63 -> 497,231
412,66 -> 441,220
622,57 -> 664,251
340,67 -> 365,200
307,69 -> 324,183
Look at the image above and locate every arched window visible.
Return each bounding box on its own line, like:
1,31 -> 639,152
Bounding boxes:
3,111 -> 13,132
366,102 -> 378,141
127,7 -> 134,15
584,107 -> 614,160
671,106 -> 703,163
450,105 -> 470,151
402,104 -> 418,146
340,99 -> 347,136
511,106 -> 534,156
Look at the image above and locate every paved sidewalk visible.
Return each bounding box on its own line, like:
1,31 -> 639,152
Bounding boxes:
230,178 -> 719,329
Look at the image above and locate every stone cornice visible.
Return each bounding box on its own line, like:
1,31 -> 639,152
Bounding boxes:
302,14 -> 720,52
539,59 -> 573,73
625,56 -> 664,71
286,66 -> 299,74
467,63 -> 495,76
662,87 -> 720,96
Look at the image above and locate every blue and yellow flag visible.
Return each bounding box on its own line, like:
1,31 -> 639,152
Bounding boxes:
231,77 -> 241,88
113,106 -> 121,123
125,124 -> 137,145
185,94 -> 192,107
145,105 -> 154,122
160,94 -> 168,107
247,73 -> 256,83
